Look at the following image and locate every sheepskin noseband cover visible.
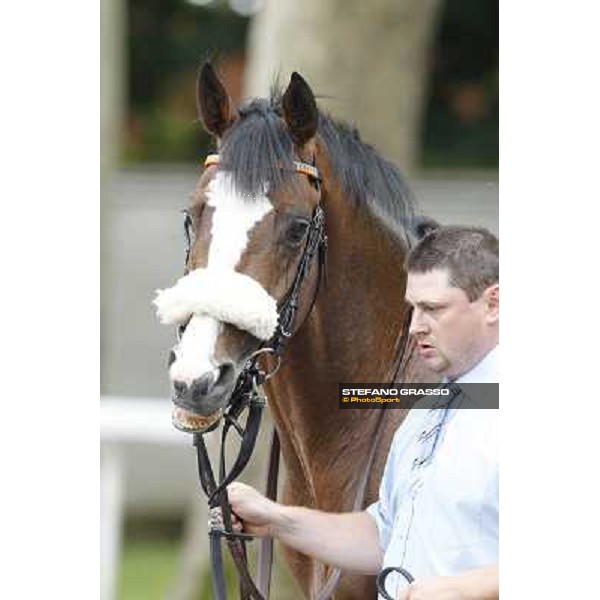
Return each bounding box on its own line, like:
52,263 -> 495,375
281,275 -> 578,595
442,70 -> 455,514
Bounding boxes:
154,268 -> 279,341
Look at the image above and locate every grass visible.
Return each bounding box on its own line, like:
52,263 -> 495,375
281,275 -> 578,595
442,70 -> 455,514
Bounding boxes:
117,535 -> 258,600
118,531 -> 301,599
118,537 -> 180,600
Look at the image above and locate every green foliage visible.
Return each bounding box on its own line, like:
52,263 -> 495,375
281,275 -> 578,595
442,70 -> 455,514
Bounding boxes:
125,1 -> 247,163
124,107 -> 213,163
128,1 -> 248,109
422,0 -> 498,168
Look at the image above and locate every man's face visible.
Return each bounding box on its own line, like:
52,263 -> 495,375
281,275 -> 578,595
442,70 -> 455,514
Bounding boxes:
406,268 -> 497,380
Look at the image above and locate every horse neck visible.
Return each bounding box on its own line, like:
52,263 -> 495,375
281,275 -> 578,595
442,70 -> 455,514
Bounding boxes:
265,176 -> 414,511
313,184 -> 410,381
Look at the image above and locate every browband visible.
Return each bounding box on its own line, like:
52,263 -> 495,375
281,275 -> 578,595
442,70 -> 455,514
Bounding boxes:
204,154 -> 321,181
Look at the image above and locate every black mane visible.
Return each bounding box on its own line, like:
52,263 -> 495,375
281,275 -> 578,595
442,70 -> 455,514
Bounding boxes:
217,91 -> 415,242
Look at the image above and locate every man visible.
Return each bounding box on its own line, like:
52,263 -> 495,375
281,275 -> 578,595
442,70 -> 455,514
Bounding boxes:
228,226 -> 499,599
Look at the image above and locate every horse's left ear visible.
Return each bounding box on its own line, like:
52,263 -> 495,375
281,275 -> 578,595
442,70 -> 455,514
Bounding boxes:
282,72 -> 319,147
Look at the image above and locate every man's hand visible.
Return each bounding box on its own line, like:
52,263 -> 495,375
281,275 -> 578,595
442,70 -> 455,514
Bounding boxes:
398,566 -> 499,600
227,481 -> 283,537
227,482 -> 383,574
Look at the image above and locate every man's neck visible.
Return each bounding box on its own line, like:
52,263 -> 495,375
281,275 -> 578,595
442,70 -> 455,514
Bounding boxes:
446,340 -> 499,383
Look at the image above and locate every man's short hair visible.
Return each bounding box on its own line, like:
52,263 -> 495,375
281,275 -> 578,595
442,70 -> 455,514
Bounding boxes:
406,226 -> 499,301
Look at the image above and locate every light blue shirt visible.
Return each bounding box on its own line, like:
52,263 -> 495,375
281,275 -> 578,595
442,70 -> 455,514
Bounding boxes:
367,346 -> 499,598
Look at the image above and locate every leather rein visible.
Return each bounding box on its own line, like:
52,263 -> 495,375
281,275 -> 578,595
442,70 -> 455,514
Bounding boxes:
186,153 -> 410,599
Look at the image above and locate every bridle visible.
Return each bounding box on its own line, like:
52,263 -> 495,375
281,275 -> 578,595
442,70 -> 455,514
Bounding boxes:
180,153 -> 415,599
187,153 -> 330,600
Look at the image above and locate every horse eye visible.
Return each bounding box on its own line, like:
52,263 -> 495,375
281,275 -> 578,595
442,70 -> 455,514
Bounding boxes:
285,219 -> 310,246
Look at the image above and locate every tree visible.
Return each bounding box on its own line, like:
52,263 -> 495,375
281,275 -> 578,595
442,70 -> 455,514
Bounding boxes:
244,0 -> 443,172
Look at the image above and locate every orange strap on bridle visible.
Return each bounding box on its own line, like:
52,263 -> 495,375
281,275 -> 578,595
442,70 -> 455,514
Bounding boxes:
203,154 -> 321,181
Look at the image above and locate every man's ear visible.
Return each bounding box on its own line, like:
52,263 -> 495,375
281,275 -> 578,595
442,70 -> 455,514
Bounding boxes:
282,72 -> 319,149
196,62 -> 237,138
483,283 -> 499,324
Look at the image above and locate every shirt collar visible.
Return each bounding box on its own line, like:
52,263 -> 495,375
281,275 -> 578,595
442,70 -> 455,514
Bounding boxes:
454,345 -> 499,383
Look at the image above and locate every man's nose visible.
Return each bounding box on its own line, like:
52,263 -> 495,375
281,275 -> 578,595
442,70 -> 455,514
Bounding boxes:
409,308 -> 428,336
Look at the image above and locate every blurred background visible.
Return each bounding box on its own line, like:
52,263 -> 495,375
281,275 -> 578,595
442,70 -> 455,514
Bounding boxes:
100,0 -> 498,598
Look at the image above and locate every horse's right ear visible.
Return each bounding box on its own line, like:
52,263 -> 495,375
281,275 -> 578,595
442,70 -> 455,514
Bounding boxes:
196,62 -> 237,138
282,72 -> 319,147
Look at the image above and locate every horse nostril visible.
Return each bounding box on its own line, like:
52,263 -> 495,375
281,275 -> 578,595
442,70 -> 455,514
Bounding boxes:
217,362 -> 235,388
173,380 -> 187,397
177,363 -> 237,404
190,372 -> 216,400
167,350 -> 176,368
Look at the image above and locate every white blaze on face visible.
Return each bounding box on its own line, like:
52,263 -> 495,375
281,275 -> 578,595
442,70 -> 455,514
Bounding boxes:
169,316 -> 219,385
206,173 -> 272,270
168,172 -> 273,385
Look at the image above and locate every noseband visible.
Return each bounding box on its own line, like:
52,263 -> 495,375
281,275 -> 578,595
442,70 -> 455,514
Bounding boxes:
187,153 -> 328,600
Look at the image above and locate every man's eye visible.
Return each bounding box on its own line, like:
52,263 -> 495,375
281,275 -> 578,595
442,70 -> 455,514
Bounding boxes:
285,219 -> 310,246
424,305 -> 443,313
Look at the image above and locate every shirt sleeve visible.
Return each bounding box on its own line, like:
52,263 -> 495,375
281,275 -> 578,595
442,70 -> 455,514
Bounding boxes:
365,429 -> 402,552
366,497 -> 391,552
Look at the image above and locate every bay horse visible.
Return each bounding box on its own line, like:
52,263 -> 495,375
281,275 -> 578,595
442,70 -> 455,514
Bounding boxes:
155,63 -> 436,599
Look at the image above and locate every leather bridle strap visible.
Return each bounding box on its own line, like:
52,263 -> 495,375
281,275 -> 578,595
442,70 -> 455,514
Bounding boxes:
193,378 -> 268,600
274,203 -> 326,342
204,153 -> 321,182
256,428 -> 280,597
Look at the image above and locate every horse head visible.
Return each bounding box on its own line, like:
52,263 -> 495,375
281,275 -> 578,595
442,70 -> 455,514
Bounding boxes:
154,63 -> 325,433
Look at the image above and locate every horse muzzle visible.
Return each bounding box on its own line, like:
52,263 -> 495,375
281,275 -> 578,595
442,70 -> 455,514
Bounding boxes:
170,361 -> 237,433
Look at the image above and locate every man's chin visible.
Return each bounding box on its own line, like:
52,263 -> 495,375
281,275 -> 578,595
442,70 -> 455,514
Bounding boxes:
420,353 -> 450,375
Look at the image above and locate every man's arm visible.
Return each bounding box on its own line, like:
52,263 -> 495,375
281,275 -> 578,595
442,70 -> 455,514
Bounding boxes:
227,482 -> 382,575
399,565 -> 499,600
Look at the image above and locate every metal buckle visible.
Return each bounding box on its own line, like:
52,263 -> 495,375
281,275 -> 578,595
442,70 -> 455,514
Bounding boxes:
247,347 -> 282,381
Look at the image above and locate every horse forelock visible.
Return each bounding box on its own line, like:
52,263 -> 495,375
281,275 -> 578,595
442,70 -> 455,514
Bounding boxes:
218,97 -> 296,199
